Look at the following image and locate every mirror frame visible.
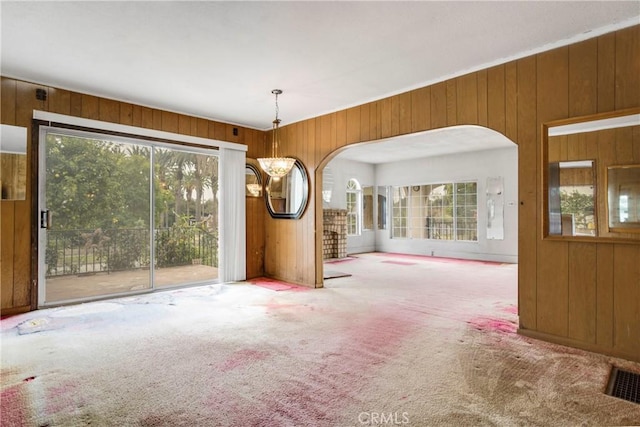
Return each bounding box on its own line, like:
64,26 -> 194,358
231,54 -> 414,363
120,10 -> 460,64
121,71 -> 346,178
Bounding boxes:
265,158 -> 309,219
541,107 -> 640,242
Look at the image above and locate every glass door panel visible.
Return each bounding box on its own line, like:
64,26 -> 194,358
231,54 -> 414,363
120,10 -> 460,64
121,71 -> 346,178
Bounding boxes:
153,148 -> 219,288
41,131 -> 151,304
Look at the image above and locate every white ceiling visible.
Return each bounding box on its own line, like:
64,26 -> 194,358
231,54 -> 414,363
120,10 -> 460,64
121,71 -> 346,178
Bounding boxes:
2,1 -> 638,132
336,125 -> 515,164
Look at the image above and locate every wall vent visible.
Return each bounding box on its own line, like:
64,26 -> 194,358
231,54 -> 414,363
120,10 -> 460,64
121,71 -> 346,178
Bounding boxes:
606,366 -> 639,404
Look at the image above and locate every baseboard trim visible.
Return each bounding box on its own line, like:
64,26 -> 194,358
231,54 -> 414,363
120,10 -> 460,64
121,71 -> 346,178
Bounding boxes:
518,328 -> 639,363
0,305 -> 32,317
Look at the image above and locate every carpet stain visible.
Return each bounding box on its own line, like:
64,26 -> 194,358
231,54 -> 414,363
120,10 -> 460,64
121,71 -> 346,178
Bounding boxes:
381,260 -> 416,266
260,310 -> 418,425
467,317 -> 518,334
46,380 -> 84,416
0,383 -> 29,426
501,305 -> 518,315
219,349 -> 270,372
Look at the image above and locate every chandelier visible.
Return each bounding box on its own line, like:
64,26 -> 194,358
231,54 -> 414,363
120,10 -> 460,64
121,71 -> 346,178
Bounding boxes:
258,89 -> 296,178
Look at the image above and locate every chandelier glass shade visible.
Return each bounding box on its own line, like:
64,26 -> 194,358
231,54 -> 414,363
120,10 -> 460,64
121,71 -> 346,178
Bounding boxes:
258,90 -> 296,178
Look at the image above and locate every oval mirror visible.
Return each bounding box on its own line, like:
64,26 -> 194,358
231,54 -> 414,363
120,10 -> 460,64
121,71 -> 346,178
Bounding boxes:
245,163 -> 262,197
265,159 -> 309,219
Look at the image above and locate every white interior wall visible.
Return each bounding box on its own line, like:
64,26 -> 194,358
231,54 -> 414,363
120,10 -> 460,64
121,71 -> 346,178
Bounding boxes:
324,145 -> 518,263
323,158 -> 376,254
375,147 -> 518,263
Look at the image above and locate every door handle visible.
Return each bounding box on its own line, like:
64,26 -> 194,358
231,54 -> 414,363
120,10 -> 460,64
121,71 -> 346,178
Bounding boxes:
40,210 -> 51,229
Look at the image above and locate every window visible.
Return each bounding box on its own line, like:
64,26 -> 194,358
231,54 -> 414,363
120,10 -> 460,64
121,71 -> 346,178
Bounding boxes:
346,179 -> 361,236
391,181 -> 477,241
392,186 -> 408,238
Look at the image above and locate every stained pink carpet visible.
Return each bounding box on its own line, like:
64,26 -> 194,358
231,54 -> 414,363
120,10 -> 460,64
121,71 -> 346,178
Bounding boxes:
248,277 -> 310,292
2,253 -> 639,426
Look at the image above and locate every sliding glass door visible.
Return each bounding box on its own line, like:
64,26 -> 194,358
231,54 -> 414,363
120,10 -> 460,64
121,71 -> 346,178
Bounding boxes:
38,127 -> 219,305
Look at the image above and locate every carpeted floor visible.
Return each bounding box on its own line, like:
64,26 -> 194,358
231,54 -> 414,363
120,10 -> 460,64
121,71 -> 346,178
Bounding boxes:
2,253 -> 639,426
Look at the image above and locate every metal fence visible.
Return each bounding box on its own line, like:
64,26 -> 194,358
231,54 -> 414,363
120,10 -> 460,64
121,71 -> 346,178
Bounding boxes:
425,217 -> 477,241
45,227 -> 218,277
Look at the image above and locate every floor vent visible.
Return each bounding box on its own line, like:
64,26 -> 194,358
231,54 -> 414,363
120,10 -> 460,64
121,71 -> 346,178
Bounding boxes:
606,367 -> 640,404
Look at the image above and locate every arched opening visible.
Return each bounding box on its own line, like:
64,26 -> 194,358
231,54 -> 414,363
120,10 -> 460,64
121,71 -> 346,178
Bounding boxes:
316,125 -> 518,285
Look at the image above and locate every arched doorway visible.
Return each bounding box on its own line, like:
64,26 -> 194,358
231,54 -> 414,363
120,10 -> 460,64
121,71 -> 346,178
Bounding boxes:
315,125 -> 518,285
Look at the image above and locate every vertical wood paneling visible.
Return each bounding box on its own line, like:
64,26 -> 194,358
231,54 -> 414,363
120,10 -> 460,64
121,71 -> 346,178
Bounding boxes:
613,245 -> 640,356
446,80 -> 457,126
537,43 -> 570,261
319,114 -> 332,158
477,69 -> 488,127
615,127 -> 634,163
13,81 -> 45,308
368,101 -> 380,141
99,98 -> 120,123
336,110 -> 347,148
360,103 -> 371,142
329,113 -> 338,154
131,105 -> 142,127
119,103 -> 133,126
536,241 -> 569,336
411,86 -> 431,133
487,65 -> 506,134
505,62 -> 518,142
615,25 -> 640,110
379,98 -> 393,138
598,32 -> 616,113
1,203 -> 15,308
48,87 -> 71,115
81,94 -> 100,119
70,92 -> 82,117
398,92 -> 412,135
303,120 -> 317,286
152,109 -> 162,130
633,125 -> 640,162
569,38 -> 598,117
536,46 -> 570,337
390,95 -> 400,136
162,111 -> 178,133
457,73 -> 478,125
566,133 -> 586,160
568,243 -> 597,343
346,106 -> 361,144
196,118 -> 208,139
1,78 -> 17,124
141,107 -> 154,129
596,243 -> 614,347
430,82 -> 447,129
12,198 -> 30,306
178,114 -> 191,136
517,55 -> 538,330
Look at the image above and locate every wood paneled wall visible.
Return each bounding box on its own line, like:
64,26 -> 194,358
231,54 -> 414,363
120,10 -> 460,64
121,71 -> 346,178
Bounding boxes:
1,25 -> 638,361
0,78 -> 266,315
267,25 -> 639,361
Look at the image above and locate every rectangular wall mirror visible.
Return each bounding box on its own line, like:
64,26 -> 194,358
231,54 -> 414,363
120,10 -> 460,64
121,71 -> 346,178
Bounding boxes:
0,124 -> 28,200
542,108 -> 640,241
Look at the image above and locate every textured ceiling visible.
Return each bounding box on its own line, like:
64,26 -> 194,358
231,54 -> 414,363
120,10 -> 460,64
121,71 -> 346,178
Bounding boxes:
2,1 -> 639,132
336,125 -> 516,164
